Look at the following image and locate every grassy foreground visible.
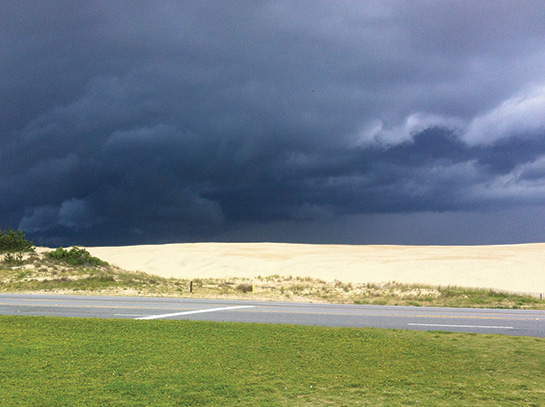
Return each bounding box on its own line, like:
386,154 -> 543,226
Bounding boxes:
1,316 -> 544,406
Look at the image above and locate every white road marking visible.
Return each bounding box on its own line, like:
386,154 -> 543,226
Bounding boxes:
135,305 -> 255,320
408,323 -> 514,330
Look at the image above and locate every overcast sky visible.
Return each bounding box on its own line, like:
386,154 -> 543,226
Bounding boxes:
2,1 -> 545,246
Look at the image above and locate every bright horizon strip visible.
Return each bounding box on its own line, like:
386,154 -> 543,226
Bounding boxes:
135,305 -> 256,320
408,323 -> 513,329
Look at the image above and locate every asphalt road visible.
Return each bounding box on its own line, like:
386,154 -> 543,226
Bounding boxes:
1,293 -> 544,337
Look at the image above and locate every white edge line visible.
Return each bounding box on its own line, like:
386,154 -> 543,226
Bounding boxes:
135,305 -> 255,320
408,323 -> 514,329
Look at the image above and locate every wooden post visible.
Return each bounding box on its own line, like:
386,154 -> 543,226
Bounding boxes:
190,281 -> 193,293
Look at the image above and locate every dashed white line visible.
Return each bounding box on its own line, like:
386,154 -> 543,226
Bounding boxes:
135,305 -> 256,320
408,323 -> 514,330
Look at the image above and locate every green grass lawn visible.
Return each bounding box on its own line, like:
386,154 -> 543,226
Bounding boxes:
1,316 -> 544,406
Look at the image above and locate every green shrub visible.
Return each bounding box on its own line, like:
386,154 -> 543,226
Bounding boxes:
236,283 -> 253,293
2,252 -> 24,265
0,229 -> 34,253
48,246 -> 108,267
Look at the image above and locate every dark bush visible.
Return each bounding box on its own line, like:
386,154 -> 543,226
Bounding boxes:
236,283 -> 253,293
0,229 -> 34,253
48,246 -> 108,267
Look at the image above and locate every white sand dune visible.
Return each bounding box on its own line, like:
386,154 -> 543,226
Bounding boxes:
80,242 -> 545,295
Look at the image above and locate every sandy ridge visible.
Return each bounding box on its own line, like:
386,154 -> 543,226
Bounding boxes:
72,242 -> 545,295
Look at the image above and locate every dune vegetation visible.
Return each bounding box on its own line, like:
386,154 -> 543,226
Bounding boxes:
1,247 -> 543,309
1,230 -> 543,308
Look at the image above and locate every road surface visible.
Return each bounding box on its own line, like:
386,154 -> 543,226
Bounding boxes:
1,293 -> 544,337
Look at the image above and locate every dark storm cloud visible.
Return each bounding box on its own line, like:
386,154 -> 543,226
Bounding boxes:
1,1 -> 545,245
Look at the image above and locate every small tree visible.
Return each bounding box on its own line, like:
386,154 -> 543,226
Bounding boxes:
0,229 -> 35,252
0,229 -> 34,265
